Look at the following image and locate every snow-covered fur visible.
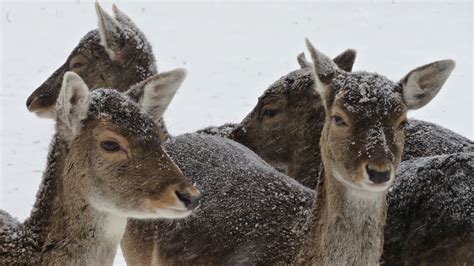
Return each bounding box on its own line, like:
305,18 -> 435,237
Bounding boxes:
1,71 -> 196,265
24,3 -> 171,139
0,134 -> 66,265
121,133 -> 473,265
228,55 -> 471,189
384,152 -> 473,265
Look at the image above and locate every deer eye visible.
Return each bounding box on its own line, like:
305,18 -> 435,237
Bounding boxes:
398,120 -> 408,130
71,62 -> 85,69
69,56 -> 88,70
332,115 -> 347,126
100,141 -> 121,152
262,109 -> 278,118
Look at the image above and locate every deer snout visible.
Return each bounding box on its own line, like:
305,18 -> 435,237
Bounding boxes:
175,189 -> 201,210
364,162 -> 392,185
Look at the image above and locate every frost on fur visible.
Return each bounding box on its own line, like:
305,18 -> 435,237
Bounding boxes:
55,72 -> 90,140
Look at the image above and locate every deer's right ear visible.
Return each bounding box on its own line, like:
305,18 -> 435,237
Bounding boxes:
400,59 -> 455,110
56,72 -> 90,137
305,38 -> 337,110
95,2 -> 126,61
333,48 -> 357,72
131,69 -> 187,122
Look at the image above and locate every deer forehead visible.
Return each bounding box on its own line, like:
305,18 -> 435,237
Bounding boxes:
87,89 -> 161,143
332,71 -> 405,121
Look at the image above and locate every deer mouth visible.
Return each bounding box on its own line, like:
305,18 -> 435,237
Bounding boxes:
29,105 -> 55,118
26,97 -> 55,118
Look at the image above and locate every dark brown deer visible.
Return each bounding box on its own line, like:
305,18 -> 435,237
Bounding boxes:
121,41 -> 467,265
25,3 -> 170,141
0,69 -> 199,265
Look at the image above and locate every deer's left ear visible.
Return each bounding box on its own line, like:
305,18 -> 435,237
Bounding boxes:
128,69 -> 186,122
400,60 -> 455,110
56,72 -> 90,138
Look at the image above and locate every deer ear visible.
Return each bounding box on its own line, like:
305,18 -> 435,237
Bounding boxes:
112,4 -> 139,32
95,2 -> 126,61
136,69 -> 187,122
400,60 -> 455,110
56,72 -> 90,137
333,48 -> 357,72
305,38 -> 337,110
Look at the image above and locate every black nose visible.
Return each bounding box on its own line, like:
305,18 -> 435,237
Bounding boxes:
366,165 -> 391,184
26,95 -> 35,108
175,191 -> 200,210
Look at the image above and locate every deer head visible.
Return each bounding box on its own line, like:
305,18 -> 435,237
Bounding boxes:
230,49 -> 356,171
26,3 -> 156,118
55,69 -> 199,219
305,39 -> 455,193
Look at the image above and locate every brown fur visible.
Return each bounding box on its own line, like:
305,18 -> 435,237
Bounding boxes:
25,3 -> 170,140
294,40 -> 453,264
1,71 -> 197,265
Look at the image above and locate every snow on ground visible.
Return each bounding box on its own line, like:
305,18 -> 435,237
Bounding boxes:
0,1 -> 472,265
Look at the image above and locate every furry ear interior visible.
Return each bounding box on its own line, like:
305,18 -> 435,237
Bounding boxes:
400,59 -> 455,110
95,2 -> 127,61
333,48 -> 357,72
134,69 -> 187,122
56,72 -> 90,138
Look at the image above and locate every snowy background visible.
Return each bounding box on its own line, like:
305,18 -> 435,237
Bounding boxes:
1,1 -> 472,264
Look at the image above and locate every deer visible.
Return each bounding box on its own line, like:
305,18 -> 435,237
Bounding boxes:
0,69 -> 200,265
227,53 -> 473,188
121,40 -> 469,264
25,3 -> 170,141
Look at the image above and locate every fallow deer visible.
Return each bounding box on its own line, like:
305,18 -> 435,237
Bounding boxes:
292,39 -> 454,264
121,41 -> 467,265
228,53 -> 473,188
25,3 -> 170,141
0,69 -> 199,265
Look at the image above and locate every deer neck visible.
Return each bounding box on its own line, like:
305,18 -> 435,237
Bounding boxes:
21,134 -> 68,254
288,119 -> 325,189
40,156 -> 126,266
297,166 -> 387,265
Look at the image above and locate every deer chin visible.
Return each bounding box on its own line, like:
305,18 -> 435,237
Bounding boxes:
31,106 -> 54,119
333,168 -> 390,195
149,207 -> 193,219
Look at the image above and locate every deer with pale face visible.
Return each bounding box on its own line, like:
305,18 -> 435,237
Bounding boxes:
0,69 -> 200,265
296,39 -> 455,264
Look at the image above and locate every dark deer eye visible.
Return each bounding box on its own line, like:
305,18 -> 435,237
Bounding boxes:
398,120 -> 408,130
332,115 -> 347,126
71,62 -> 85,69
263,109 -> 278,118
100,141 -> 121,152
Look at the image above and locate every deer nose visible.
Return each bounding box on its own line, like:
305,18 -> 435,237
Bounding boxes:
26,95 -> 36,108
365,164 -> 391,184
175,190 -> 200,210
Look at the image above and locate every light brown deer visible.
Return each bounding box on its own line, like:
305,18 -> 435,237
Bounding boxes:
25,3 -> 171,140
294,39 -> 455,264
0,69 -> 199,265
121,41 -> 458,264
